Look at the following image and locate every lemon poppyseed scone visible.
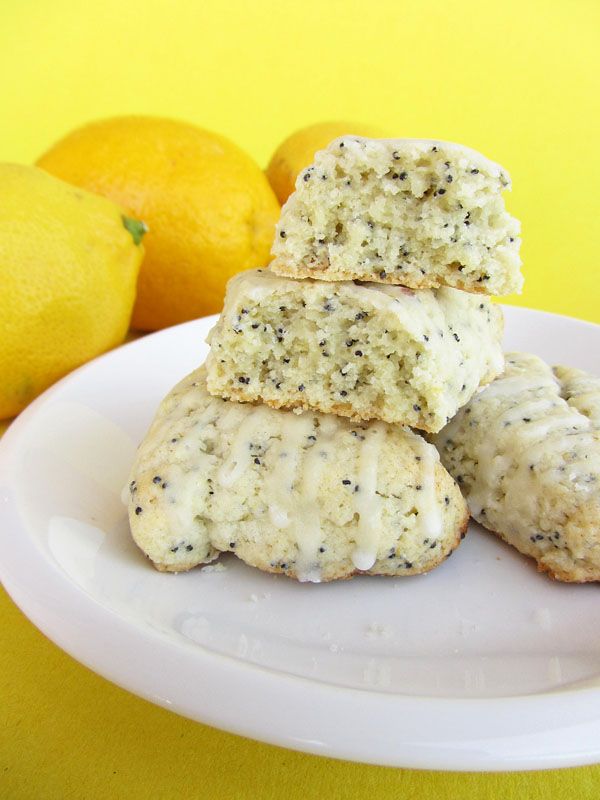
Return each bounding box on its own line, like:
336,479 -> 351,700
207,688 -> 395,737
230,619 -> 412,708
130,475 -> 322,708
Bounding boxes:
205,269 -> 504,434
271,136 -> 522,295
433,353 -> 600,583
127,367 -> 468,582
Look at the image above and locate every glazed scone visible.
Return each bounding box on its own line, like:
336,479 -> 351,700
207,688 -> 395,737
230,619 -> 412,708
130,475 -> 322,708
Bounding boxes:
433,353 -> 600,583
205,269 -> 504,433
271,136 -> 522,295
127,367 -> 468,581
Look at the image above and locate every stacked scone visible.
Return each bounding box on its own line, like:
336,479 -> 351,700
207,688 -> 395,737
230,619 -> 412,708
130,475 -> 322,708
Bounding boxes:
128,136 -> 522,582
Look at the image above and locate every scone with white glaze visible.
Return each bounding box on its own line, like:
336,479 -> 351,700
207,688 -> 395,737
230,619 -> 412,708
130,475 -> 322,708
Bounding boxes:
433,353 -> 600,583
128,367 -> 468,581
205,269 -> 504,434
271,136 -> 522,295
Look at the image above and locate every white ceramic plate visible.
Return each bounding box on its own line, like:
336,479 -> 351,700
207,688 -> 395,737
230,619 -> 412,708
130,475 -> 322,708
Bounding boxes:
1,306 -> 600,772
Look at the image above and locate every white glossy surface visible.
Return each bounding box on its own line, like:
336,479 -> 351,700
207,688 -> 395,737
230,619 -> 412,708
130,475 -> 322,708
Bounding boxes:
1,306 -> 600,771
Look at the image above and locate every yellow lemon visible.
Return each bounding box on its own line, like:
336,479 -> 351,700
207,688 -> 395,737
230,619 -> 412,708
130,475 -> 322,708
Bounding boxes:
37,116 -> 280,331
266,121 -> 388,204
0,163 -> 144,419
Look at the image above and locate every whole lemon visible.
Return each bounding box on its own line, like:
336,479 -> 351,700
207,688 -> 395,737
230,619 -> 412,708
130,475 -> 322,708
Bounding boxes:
0,163 -> 144,419
37,116 -> 280,331
266,121 -> 387,204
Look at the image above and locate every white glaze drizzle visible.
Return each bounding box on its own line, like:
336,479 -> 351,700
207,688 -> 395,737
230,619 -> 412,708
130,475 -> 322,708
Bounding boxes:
352,422 -> 386,570
213,403 -> 251,433
412,435 -> 443,539
291,415 -> 342,580
218,405 -> 272,488
267,413 -> 315,529
474,374 -> 555,400
466,393 -> 557,520
294,430 -> 332,582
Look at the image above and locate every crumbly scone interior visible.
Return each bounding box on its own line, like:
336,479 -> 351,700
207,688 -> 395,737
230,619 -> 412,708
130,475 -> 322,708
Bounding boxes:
272,138 -> 521,293
208,284 -> 436,424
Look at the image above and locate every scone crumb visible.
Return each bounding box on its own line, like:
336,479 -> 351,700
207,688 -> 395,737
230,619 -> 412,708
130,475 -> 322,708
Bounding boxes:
202,562 -> 227,574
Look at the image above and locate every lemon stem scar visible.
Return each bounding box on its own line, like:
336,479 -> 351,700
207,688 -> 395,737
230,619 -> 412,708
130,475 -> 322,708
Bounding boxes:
122,216 -> 148,246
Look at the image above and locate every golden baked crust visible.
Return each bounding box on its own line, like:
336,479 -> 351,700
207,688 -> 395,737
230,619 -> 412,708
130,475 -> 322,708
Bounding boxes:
272,260 -> 501,294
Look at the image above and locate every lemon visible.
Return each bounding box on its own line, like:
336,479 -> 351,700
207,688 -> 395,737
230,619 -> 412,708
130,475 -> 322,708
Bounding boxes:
0,164 -> 144,419
37,116 -> 280,331
266,121 -> 387,204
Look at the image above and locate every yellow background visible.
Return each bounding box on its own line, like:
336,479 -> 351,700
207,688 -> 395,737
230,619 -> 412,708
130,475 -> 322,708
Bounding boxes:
2,0 -> 600,324
1,0 -> 600,797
